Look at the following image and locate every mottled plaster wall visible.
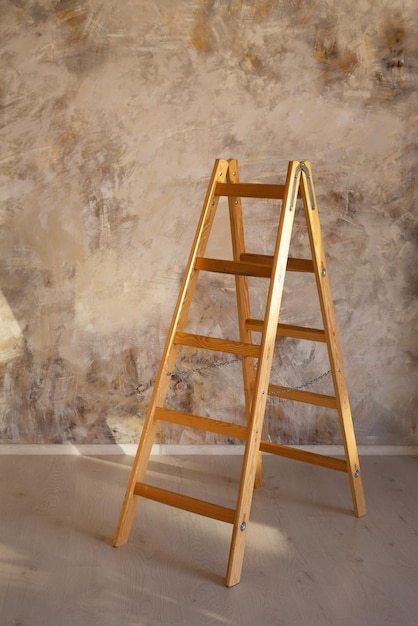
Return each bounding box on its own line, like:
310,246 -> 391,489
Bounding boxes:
1,0 -> 417,445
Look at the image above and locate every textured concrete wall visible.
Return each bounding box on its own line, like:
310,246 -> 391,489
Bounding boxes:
1,0 -> 417,445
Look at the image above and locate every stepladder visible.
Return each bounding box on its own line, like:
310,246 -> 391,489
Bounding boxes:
113,158 -> 367,587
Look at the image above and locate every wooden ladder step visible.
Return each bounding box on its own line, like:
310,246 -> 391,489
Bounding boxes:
174,332 -> 261,357
240,253 -> 314,273
258,441 -> 348,472
246,319 -> 326,342
215,182 -> 302,200
134,483 -> 236,523
195,257 -> 271,278
267,385 -> 337,408
195,255 -> 314,277
155,407 -> 248,441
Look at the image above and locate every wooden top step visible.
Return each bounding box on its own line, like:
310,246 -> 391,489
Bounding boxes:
215,182 -> 302,200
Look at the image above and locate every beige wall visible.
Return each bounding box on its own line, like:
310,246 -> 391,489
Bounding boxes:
1,0 -> 417,445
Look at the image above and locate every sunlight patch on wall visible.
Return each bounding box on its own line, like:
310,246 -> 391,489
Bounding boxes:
0,291 -> 23,361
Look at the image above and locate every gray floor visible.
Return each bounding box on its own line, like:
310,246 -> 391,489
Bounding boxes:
1,452 -> 417,625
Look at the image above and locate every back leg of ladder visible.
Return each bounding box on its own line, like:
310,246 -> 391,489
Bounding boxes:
227,159 -> 263,488
300,162 -> 366,517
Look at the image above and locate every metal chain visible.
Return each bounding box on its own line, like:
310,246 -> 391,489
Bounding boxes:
165,356 -> 243,381
159,356 -> 331,394
267,368 -> 331,394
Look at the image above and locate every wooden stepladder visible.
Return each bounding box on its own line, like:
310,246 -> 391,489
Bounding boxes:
113,159 -> 366,587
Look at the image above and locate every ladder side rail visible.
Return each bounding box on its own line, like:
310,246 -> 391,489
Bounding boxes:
113,159 -> 229,546
226,161 -> 302,587
226,159 -> 262,487
300,163 -> 366,518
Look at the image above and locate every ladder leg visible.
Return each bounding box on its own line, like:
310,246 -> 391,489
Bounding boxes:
112,403 -> 162,546
113,159 -> 230,546
113,343 -> 180,546
226,161 -> 301,586
226,394 -> 266,586
227,159 -> 263,487
300,163 -> 366,517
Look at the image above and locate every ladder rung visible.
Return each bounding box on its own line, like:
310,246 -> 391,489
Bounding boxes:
239,253 -> 272,267
175,332 -> 261,358
240,253 -> 314,273
215,182 -> 302,200
246,319 -> 326,343
195,256 -> 314,277
155,407 -> 248,441
134,482 -> 236,524
195,257 -> 271,278
268,385 -> 337,408
259,440 -> 348,472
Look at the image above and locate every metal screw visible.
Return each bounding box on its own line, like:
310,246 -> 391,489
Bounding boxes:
321,267 -> 326,277
211,201 -> 215,206
240,521 -> 246,532
235,200 -> 238,205
354,468 -> 360,478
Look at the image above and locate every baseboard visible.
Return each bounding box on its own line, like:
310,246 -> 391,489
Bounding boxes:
0,444 -> 417,456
